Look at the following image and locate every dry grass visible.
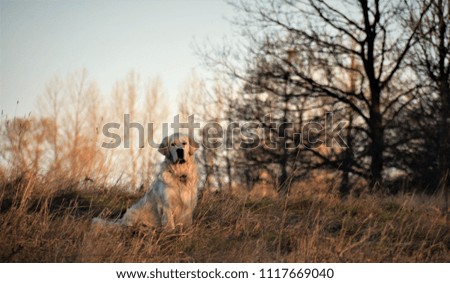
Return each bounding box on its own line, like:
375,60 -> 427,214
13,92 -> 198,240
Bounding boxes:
0,174 -> 448,262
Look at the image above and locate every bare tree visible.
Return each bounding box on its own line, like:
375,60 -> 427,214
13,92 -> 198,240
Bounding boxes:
409,0 -> 449,186
179,72 -> 219,191
140,77 -> 168,190
178,71 -> 243,192
2,117 -> 47,175
38,77 -> 63,177
106,72 -> 169,189
126,72 -> 139,189
212,0 -> 431,191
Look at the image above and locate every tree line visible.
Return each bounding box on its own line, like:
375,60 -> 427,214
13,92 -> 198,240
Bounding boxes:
198,0 -> 449,196
1,70 -> 168,190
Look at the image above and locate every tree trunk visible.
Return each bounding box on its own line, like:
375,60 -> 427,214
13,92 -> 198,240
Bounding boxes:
225,150 -> 233,192
369,88 -> 384,190
340,113 -> 353,198
437,0 -> 449,187
278,159 -> 289,196
278,76 -> 291,196
439,78 -> 449,186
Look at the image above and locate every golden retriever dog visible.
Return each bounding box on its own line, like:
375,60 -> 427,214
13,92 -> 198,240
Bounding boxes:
94,133 -> 200,229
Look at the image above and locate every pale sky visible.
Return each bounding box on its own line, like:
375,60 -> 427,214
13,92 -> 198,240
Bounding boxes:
0,0 -> 235,117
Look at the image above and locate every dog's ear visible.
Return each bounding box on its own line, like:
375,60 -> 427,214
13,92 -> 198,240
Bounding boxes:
158,136 -> 170,157
188,135 -> 200,155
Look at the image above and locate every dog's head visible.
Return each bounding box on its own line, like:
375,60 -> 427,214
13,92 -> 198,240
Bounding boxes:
158,133 -> 199,164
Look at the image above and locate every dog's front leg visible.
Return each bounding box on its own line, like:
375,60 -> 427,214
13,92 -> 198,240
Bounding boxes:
160,208 -> 175,230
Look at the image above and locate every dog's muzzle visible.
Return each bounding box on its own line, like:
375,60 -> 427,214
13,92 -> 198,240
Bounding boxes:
176,148 -> 185,164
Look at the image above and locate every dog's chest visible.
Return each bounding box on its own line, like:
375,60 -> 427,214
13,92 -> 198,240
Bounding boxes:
178,184 -> 194,204
178,174 -> 188,184
161,171 -> 197,202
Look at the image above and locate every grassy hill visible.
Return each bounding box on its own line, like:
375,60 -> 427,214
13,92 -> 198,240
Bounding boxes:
0,174 -> 448,262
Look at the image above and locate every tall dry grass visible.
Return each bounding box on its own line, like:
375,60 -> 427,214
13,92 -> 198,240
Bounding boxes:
0,173 -> 448,262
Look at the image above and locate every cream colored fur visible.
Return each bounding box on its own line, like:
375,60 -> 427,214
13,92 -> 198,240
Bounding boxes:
94,133 -> 200,229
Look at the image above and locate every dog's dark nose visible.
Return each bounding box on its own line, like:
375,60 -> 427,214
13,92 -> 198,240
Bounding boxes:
176,148 -> 184,158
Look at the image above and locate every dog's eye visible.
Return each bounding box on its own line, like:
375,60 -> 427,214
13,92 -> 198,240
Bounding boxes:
171,143 -> 175,146
182,142 -> 187,146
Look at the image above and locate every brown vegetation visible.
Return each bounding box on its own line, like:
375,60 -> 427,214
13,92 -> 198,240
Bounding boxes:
0,174 -> 448,262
